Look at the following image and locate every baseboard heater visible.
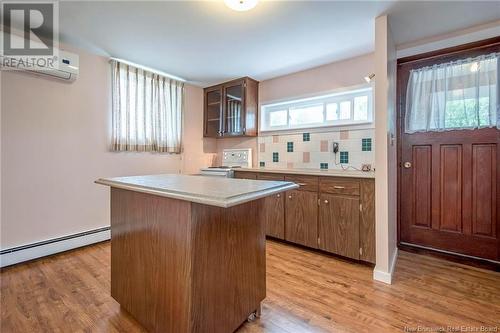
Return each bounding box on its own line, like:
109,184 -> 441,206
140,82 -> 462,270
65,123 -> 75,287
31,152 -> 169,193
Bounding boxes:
0,226 -> 110,268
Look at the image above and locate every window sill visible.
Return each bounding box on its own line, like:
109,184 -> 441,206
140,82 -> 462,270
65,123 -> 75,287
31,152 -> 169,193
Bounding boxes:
258,122 -> 374,136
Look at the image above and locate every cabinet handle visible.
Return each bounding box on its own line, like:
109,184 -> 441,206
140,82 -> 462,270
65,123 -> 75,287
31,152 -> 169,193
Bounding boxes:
297,183 -> 307,186
277,194 -> 281,198
324,200 -> 329,204
288,195 -> 292,199
334,186 -> 345,189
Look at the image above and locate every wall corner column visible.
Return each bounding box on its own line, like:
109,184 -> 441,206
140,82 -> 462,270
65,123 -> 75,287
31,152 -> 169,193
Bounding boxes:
373,15 -> 398,284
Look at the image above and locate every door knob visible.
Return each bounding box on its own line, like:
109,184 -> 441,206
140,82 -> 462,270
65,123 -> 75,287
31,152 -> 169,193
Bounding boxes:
403,162 -> 412,169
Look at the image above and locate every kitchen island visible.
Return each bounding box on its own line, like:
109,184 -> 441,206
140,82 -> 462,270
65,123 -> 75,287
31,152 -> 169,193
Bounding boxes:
96,174 -> 298,333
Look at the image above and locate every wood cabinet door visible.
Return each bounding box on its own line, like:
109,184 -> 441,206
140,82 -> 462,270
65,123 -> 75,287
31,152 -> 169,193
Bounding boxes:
285,190 -> 318,248
262,193 -> 285,239
223,80 -> 245,136
319,194 -> 360,260
204,86 -> 223,137
359,180 -> 375,263
257,173 -> 285,239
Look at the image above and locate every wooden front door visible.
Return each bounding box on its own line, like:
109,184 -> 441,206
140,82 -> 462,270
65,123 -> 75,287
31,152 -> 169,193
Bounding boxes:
400,129 -> 499,260
398,39 -> 500,261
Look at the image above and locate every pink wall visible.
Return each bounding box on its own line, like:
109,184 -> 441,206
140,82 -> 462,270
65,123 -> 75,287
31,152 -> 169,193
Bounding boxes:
373,15 -> 398,283
216,53 -> 374,166
0,46 -> 206,249
182,85 -> 217,174
215,137 -> 259,167
259,53 -> 374,103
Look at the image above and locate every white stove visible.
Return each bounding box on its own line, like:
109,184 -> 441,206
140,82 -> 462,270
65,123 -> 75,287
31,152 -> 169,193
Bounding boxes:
200,148 -> 252,178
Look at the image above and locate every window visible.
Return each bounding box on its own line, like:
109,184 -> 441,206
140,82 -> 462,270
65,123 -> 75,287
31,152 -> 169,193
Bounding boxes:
269,109 -> 287,127
111,60 -> 184,152
260,87 -> 373,132
289,104 -> 324,125
405,53 -> 499,133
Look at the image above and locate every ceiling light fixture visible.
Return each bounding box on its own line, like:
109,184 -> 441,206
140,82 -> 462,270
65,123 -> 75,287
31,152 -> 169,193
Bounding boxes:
364,73 -> 375,83
224,0 -> 258,11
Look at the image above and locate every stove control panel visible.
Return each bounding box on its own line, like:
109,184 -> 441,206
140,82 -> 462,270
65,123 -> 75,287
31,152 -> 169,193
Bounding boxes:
222,148 -> 252,168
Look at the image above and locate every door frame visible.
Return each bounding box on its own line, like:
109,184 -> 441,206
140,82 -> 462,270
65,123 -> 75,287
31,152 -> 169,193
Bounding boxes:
396,36 -> 500,257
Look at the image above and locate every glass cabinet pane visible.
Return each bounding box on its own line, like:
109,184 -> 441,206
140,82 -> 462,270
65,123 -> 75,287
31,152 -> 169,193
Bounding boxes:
224,83 -> 244,135
205,89 -> 222,137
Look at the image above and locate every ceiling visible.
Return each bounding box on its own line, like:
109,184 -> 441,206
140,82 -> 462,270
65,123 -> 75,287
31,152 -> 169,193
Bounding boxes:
55,1 -> 500,86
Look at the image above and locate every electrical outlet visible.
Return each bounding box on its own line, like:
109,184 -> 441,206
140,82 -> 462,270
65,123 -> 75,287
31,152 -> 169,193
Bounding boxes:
332,142 -> 339,154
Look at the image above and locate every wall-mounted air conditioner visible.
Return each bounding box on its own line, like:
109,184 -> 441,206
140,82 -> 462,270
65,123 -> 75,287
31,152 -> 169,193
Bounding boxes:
0,34 -> 79,82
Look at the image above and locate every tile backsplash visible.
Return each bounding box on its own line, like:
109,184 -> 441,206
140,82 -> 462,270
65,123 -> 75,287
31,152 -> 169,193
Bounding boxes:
257,129 -> 375,170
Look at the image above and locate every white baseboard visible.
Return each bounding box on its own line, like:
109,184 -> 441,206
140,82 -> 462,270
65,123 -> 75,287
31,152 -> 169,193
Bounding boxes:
0,227 -> 110,268
373,248 -> 399,284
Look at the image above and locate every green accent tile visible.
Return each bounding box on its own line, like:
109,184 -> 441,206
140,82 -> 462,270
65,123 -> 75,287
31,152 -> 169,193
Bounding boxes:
272,152 -> 279,163
287,142 -> 294,152
339,151 -> 349,164
302,133 -> 310,142
362,138 -> 372,151
259,161 -> 265,167
320,163 -> 328,170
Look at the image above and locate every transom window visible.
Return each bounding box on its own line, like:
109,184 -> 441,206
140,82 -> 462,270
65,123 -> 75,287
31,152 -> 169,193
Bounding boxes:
260,87 -> 373,132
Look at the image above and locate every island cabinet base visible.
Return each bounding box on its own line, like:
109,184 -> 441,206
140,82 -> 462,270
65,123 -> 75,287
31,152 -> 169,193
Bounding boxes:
110,188 -> 266,333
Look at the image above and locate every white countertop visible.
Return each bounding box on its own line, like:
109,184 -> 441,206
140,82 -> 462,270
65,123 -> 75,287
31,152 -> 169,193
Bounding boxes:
96,174 -> 298,208
237,167 -> 375,179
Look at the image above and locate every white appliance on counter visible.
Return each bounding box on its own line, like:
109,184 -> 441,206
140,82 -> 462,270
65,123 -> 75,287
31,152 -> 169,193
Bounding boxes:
199,148 -> 252,177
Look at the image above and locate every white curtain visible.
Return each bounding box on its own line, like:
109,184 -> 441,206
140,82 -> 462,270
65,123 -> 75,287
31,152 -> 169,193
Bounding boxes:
111,60 -> 184,153
405,53 -> 499,133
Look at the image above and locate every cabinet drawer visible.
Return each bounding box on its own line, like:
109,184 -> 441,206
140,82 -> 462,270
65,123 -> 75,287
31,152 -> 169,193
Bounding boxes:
284,175 -> 318,192
258,173 -> 285,181
233,171 -> 257,179
320,178 -> 360,196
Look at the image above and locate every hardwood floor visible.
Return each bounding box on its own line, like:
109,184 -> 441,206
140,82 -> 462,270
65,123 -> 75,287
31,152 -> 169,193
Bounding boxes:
1,240 -> 499,332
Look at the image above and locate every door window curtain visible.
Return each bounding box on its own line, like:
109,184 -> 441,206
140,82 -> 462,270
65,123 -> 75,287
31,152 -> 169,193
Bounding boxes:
405,52 -> 499,133
111,60 -> 184,153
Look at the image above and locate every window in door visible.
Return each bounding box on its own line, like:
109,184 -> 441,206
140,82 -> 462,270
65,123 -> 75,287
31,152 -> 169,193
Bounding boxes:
405,53 -> 499,133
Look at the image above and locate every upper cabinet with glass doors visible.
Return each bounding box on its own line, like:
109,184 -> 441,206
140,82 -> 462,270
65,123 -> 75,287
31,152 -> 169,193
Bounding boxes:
203,77 -> 259,138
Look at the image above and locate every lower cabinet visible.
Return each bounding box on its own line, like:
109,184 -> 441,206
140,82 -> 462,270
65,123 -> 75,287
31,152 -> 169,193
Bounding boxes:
234,171 -> 375,263
285,190 -> 318,248
318,194 -> 360,260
